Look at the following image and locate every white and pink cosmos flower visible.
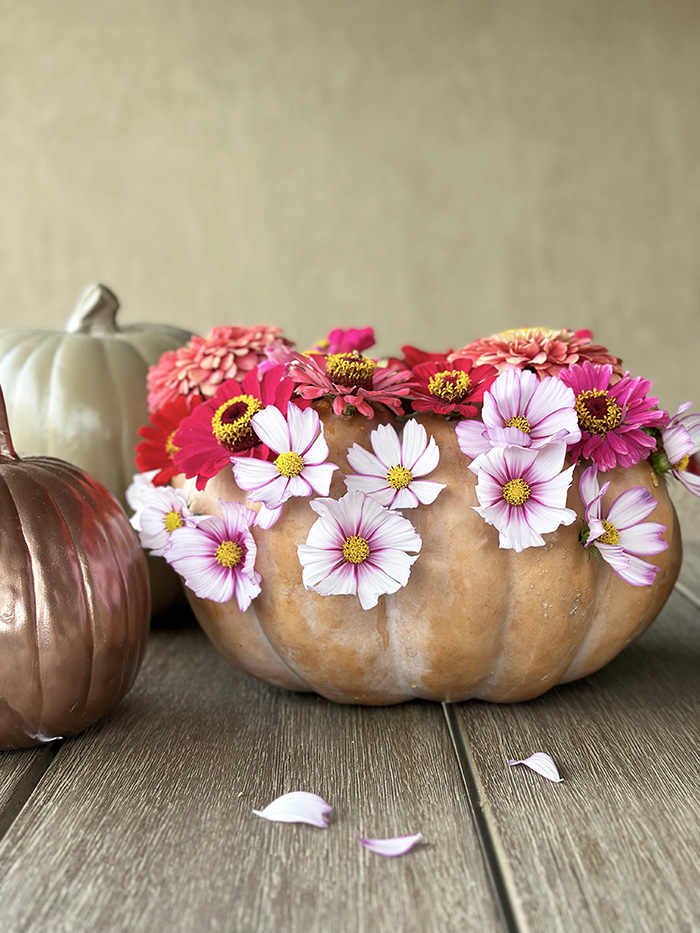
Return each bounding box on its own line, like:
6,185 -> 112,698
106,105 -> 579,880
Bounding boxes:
231,403 -> 338,509
658,403 -> 700,497
578,465 -> 668,586
130,484 -> 197,557
344,419 -> 445,509
469,442 -> 577,551
166,498 -> 262,609
456,369 -> 581,460
297,490 -> 422,610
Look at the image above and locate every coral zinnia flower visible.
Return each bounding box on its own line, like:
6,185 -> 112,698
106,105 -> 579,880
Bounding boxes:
559,362 -> 669,472
454,328 -> 623,380
456,369 -> 581,459
578,465 -> 668,586
173,365 -> 295,490
344,419 -> 445,509
409,356 -> 498,418
286,351 -> 413,418
655,403 -> 700,497
166,498 -> 262,608
231,403 -> 338,508
146,325 -> 293,412
469,442 -> 577,551
297,490 -> 422,610
134,394 -> 202,485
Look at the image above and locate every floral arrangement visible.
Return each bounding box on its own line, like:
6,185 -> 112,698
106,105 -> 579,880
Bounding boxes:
129,325 -> 700,613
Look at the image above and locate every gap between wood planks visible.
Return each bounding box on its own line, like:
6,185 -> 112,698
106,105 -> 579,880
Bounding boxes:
0,743 -> 62,842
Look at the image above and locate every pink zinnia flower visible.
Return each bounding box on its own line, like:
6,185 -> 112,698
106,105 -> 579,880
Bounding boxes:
579,465 -> 668,586
231,403 -> 338,508
146,325 -> 293,412
309,327 -> 376,355
297,490 -> 422,610
286,351 -> 413,418
456,369 -> 581,459
454,328 -> 623,380
469,442 -> 577,551
172,365 -> 296,490
559,362 -> 669,472
134,394 -> 203,485
165,498 -> 262,608
408,356 -> 498,418
345,419 -> 445,509
655,403 -> 700,497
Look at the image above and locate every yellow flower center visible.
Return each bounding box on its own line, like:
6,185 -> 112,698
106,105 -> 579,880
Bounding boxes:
342,535 -> 370,564
673,453 -> 690,472
505,415 -> 531,433
502,477 -> 531,506
215,540 -> 244,568
428,370 -> 472,403
275,451 -> 305,477
165,430 -> 180,458
386,465 -> 412,489
211,394 -> 263,453
326,352 -> 375,390
597,519 -> 620,546
164,509 -> 184,533
574,389 -> 623,436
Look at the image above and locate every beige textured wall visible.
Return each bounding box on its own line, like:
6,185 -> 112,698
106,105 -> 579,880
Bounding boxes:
1,0 -> 699,413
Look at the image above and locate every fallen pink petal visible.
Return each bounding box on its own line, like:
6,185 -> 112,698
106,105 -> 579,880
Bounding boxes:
252,792 -> 333,828
355,832 -> 424,856
508,752 -> 563,783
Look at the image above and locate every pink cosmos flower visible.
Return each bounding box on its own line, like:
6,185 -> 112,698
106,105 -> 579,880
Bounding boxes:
231,403 -> 338,508
285,351 -> 413,418
165,498 -> 262,608
131,485 -> 195,557
469,442 -> 577,551
454,327 -> 623,380
309,327 -> 376,355
147,326 -> 293,412
344,419 -> 445,509
297,490 -> 422,610
656,403 -> 700,497
456,369 -> 581,459
559,362 -> 669,472
408,356 -> 498,418
172,365 -> 296,490
578,465 -> 668,586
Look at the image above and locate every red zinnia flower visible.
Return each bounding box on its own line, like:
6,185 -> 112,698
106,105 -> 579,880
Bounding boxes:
409,356 -> 499,417
134,395 -> 203,485
146,325 -> 293,412
172,365 -> 297,489
454,328 -> 623,380
400,345 -> 454,368
559,361 -> 669,471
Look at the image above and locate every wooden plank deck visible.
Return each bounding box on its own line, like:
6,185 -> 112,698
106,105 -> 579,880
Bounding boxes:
0,494 -> 698,932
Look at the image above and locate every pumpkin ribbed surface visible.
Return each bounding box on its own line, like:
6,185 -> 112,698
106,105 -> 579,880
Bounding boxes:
180,405 -> 682,706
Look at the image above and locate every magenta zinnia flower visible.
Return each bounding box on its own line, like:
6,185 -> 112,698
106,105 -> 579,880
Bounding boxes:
285,351 -> 413,418
231,403 -> 338,508
456,369 -> 581,459
345,419 -> 445,509
578,465 -> 668,586
559,362 -> 669,472
454,327 -> 623,380
655,403 -> 700,497
408,356 -> 498,418
146,325 -> 293,412
469,442 -> 577,551
309,327 -> 376,355
297,490 -> 422,610
172,365 -> 296,490
165,498 -> 262,608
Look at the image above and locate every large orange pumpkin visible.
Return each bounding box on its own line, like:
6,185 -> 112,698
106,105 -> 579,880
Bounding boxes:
0,387 -> 150,748
177,403 -> 681,705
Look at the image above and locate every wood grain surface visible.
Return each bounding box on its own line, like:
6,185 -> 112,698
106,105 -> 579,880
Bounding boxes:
0,630 -> 502,933
452,583 -> 700,933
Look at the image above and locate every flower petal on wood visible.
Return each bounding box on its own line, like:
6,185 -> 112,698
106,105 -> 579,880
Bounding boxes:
252,792 -> 332,828
508,752 -> 563,782
355,832 -> 423,856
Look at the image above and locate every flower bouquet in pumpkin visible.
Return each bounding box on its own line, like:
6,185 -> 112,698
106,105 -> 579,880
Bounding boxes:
128,326 -> 698,705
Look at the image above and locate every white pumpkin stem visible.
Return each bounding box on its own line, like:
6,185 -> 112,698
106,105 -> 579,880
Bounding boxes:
0,385 -> 18,461
66,284 -> 120,335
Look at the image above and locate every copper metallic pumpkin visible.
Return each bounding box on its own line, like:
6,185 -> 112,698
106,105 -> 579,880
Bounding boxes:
0,284 -> 193,614
179,404 -> 682,705
0,387 -> 150,749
